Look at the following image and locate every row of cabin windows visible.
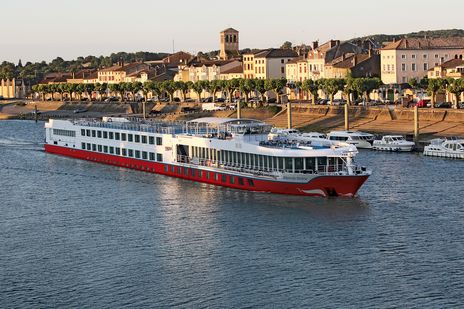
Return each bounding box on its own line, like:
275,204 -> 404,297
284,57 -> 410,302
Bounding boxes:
164,165 -> 254,187
81,142 -> 163,162
53,129 -> 76,137
191,146 -> 339,172
81,129 -> 162,145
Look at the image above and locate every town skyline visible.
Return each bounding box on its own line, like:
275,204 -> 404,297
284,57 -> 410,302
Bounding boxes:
1,0 -> 463,63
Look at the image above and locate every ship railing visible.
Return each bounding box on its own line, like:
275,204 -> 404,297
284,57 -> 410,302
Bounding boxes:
175,155 -> 366,177
75,120 -> 183,134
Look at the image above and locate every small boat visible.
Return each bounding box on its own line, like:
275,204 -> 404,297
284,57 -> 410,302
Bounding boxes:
372,135 -> 415,152
423,138 -> 464,159
327,131 -> 375,149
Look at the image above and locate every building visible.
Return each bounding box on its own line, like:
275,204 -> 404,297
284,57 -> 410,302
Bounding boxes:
176,59 -> 243,82
285,57 -> 308,82
97,62 -> 150,84
0,78 -> 28,99
218,64 -> 244,80
427,58 -> 464,79
380,37 -> 464,84
307,40 -> 368,80
66,69 -> 98,84
252,49 -> 299,80
324,51 -> 380,79
219,28 -> 239,60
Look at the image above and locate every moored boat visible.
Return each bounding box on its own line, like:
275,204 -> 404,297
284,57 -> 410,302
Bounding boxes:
44,117 -> 371,197
327,131 -> 375,149
372,135 -> 415,152
423,138 -> 464,159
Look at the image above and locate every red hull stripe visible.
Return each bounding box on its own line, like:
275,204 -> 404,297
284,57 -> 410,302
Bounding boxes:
44,144 -> 368,197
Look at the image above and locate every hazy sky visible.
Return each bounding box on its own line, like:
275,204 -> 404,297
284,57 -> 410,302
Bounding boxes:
1,0 -> 463,63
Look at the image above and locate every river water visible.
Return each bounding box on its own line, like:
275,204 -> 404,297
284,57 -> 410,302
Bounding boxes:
1,120 -> 463,308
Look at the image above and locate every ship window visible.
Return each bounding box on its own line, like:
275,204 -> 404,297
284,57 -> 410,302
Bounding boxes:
214,173 -> 219,181
285,157 -> 293,172
128,149 -> 134,157
198,170 -> 203,178
115,132 -> 120,140
135,135 -> 140,143
305,157 -> 316,171
81,143 -> 86,149
142,136 -> 147,144
317,157 -> 327,170
191,169 -> 196,177
97,131 -> 102,138
149,136 -> 155,144
81,129 -> 85,136
122,148 -> 127,156
156,137 -> 163,145
103,131 -> 108,139
121,133 -> 126,141
116,147 -> 121,155
92,130 -> 96,137
157,153 -> 163,162
247,179 -> 255,186
206,172 -> 210,180
98,145 -> 102,152
178,167 -> 182,174
86,143 -> 91,150
164,165 -> 168,172
135,150 -> 140,158
184,167 -> 189,175
103,146 -> 108,153
171,166 -> 175,172
238,177 -> 244,185
295,157 -> 303,171
109,132 -> 114,139
221,174 -> 227,183
86,129 -> 90,136
230,176 -> 235,184
142,151 -> 148,160
128,134 -> 133,142
109,147 -> 114,154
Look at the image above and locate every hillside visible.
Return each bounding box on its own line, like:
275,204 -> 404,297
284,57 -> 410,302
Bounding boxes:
351,29 -> 464,46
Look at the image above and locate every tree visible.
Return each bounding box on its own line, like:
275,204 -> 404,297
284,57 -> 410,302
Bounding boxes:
364,78 -> 382,102
254,79 -> 267,102
108,83 -> 121,101
280,41 -> 293,49
319,78 -> 345,105
344,77 -> 357,105
408,78 -> 418,89
224,78 -> 240,103
446,78 -> 464,109
190,81 -> 204,102
208,80 -> 222,102
302,79 -> 319,104
174,81 -> 189,102
160,80 -> 176,102
239,78 -> 255,102
427,78 -> 445,108
264,78 -> 287,103
147,81 -> 162,102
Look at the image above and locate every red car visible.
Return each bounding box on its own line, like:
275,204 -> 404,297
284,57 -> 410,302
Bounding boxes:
416,99 -> 430,108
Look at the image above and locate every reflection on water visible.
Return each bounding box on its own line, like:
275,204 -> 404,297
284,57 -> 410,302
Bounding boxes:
1,120 -> 464,308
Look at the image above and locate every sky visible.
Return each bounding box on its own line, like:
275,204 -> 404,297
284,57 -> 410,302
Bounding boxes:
1,0 -> 463,63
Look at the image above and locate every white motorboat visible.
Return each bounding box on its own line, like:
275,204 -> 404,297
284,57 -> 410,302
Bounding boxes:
372,135 -> 415,152
327,131 -> 375,149
423,138 -> 464,159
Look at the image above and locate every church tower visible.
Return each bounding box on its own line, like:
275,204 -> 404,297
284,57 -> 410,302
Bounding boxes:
220,28 -> 239,60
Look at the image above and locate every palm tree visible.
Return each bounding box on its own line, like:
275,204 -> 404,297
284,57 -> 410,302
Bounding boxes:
427,78 -> 445,108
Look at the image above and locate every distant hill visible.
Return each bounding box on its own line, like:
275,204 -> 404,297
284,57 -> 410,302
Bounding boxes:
351,29 -> 464,46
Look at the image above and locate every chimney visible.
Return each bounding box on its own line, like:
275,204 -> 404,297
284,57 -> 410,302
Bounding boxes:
352,55 -> 357,67
313,41 -> 319,50
368,48 -> 372,58
342,53 -> 346,61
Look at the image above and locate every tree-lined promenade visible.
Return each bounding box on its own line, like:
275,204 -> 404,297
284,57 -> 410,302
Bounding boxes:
31,76 -> 464,109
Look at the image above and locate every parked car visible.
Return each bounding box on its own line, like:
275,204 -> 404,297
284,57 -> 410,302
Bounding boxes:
435,102 -> 452,108
104,97 -> 118,102
149,110 -> 161,115
216,98 -> 225,103
416,99 -> 430,108
267,98 -> 277,103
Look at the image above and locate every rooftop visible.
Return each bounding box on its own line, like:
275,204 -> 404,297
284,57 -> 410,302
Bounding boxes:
382,37 -> 464,50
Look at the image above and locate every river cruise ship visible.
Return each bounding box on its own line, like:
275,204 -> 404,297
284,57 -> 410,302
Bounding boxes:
44,117 -> 371,197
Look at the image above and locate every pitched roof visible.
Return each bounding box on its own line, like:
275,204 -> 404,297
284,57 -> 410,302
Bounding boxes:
437,58 -> 464,69
221,65 -> 243,74
332,54 -> 371,69
254,48 -> 299,59
222,28 -> 239,33
382,37 -> 464,50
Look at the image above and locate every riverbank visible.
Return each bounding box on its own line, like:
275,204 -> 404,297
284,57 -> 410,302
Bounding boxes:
2,100 -> 463,138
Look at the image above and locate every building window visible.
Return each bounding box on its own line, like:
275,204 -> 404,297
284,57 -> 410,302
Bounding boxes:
435,54 -> 439,58
411,63 -> 416,71
401,54 -> 406,59
412,54 -> 416,59
423,63 -> 428,71
423,54 -> 427,59
281,59 -> 284,64
401,63 -> 406,71
281,67 -> 285,74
